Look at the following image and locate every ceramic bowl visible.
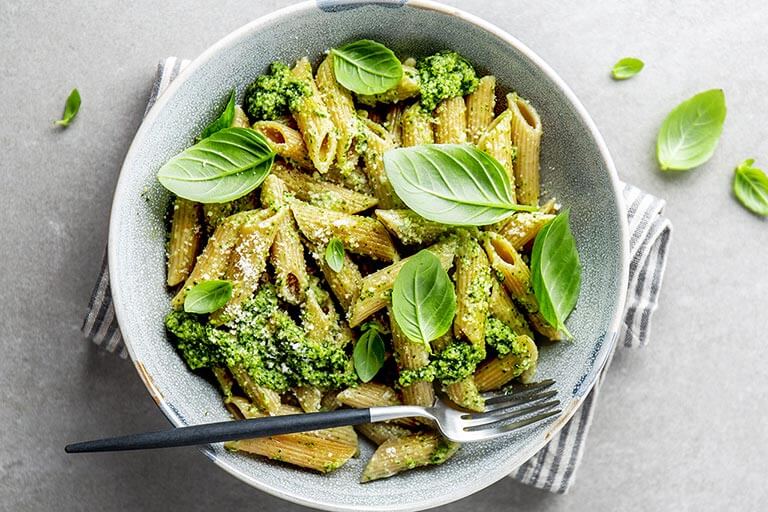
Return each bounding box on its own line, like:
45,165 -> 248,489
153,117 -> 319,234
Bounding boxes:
109,1 -> 629,510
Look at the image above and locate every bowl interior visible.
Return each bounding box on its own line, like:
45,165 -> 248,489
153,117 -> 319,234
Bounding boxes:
110,2 -> 627,510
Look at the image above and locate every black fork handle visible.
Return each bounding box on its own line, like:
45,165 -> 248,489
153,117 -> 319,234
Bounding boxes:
65,408 -> 372,453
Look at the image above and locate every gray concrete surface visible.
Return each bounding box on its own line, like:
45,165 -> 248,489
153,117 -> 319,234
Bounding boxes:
2,1 -> 767,510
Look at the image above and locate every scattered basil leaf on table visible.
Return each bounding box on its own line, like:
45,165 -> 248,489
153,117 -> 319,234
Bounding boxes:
392,249 -> 456,345
157,127 -> 275,203
656,89 -> 727,171
733,159 -> 768,217
611,57 -> 644,80
531,211 -> 582,338
331,39 -> 403,95
384,144 -> 536,226
184,280 -> 233,314
325,238 -> 345,272
54,88 -> 81,127
353,323 -> 386,382
197,89 -> 236,141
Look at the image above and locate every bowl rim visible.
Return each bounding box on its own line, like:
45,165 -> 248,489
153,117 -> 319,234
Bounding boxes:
108,1 -> 630,510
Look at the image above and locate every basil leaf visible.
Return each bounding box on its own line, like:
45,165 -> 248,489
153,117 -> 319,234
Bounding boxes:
184,280 -> 233,314
733,159 -> 768,217
54,88 -> 81,127
611,57 -> 644,80
325,238 -> 345,272
384,144 -> 536,226
656,89 -> 727,171
531,211 -> 582,337
157,127 -> 275,203
331,39 -> 403,95
197,89 -> 236,141
353,327 -> 385,382
392,249 -> 456,345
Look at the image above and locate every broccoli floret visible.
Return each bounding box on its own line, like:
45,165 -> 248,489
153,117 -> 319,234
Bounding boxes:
416,51 -> 479,112
243,61 -> 310,122
431,341 -> 484,384
165,311 -> 223,370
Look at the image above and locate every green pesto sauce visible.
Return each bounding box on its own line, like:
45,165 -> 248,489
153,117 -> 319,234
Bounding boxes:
430,438 -> 459,464
417,51 -> 479,112
243,61 -> 310,122
485,316 -> 528,358
165,285 -> 356,393
397,340 -> 484,387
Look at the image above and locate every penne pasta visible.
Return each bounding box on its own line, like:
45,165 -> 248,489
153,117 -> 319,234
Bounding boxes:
305,239 -> 362,311
231,105 -> 250,128
251,120 -> 313,170
291,200 -> 399,262
488,280 -> 534,340
478,110 -> 516,201
401,102 -> 434,147
494,211 -> 555,250
389,306 -> 435,408
475,334 -> 538,391
374,209 -> 452,246
360,433 -> 460,482
508,92 -> 542,206
229,365 -> 282,414
361,118 -> 404,209
384,103 -> 405,146
466,75 -> 496,144
201,193 -> 259,236
434,96 -> 467,144
355,422 -> 413,446
293,385 -> 324,413
291,58 -> 338,173
445,377 -> 484,412
453,235 -> 492,352
166,197 -> 202,287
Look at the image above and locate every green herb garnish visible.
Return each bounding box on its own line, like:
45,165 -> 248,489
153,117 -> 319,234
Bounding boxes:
184,280 -> 233,314
331,40 -> 403,95
392,249 -> 456,346
353,323 -> 386,382
384,144 -> 536,226
157,127 -> 275,203
55,88 -> 81,127
733,159 -> 768,217
325,238 -> 345,272
197,89 -> 236,141
530,211 -> 582,337
657,89 -> 727,171
611,57 -> 644,80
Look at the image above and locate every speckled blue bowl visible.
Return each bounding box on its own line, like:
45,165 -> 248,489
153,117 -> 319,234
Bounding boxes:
109,1 -> 629,510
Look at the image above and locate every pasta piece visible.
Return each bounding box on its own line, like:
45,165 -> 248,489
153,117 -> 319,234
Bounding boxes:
201,193 -> 258,235
291,58 -> 338,173
484,234 -> 562,340
171,210 -> 256,309
488,280 -> 534,340
434,96 -> 467,144
321,390 -> 342,412
355,422 -> 412,446
291,200 -> 398,262
211,208 -> 286,324
374,209 -> 451,246
301,282 -> 342,346
478,110 -> 516,201
337,383 -> 420,429
389,306 -> 435,408
385,103 -> 405,146
401,102 -> 434,147
231,105 -> 250,128
494,211 -> 555,251
260,175 -> 309,304
453,235 -> 492,351
466,75 -> 496,144
356,64 -> 420,106
316,55 -> 363,172
475,334 -> 538,392
445,377 -> 484,412
212,367 -> 235,399
270,161 -> 378,214
508,92 -> 542,206
361,119 -> 404,209
229,365 -> 282,414
348,236 -> 457,327
305,239 -> 362,311
294,385 -> 323,413
166,197 -> 202,287
360,433 -> 459,482
251,121 -> 313,169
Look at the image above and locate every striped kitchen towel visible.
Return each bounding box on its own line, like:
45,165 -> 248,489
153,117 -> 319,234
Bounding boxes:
81,57 -> 672,494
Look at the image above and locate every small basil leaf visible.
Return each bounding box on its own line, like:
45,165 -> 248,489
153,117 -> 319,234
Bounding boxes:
733,159 -> 768,217
353,327 -> 386,382
611,57 -> 644,80
657,89 -> 727,171
184,280 -> 233,314
54,88 -> 81,127
331,39 -> 403,95
197,89 -> 237,141
157,127 -> 275,203
325,238 -> 345,272
531,211 -> 581,337
384,144 -> 536,226
392,249 -> 456,345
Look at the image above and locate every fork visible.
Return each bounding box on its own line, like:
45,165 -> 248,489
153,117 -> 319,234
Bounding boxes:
65,380 -> 560,453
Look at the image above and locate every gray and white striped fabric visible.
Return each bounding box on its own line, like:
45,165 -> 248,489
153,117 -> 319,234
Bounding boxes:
81,57 -> 672,494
